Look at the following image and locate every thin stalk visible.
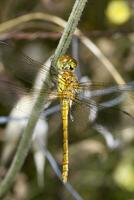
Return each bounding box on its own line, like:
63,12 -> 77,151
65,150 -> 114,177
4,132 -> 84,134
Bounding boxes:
52,0 -> 88,67
0,71 -> 51,198
0,0 -> 88,197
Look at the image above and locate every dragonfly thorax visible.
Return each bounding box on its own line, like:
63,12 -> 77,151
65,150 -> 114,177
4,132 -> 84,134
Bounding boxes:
58,70 -> 79,100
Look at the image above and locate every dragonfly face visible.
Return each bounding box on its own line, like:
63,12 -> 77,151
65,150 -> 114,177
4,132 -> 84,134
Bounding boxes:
57,55 -> 77,71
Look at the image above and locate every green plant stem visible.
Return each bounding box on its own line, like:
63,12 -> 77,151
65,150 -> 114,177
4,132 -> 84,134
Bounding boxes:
52,0 -> 88,67
0,0 -> 88,197
0,76 -> 51,198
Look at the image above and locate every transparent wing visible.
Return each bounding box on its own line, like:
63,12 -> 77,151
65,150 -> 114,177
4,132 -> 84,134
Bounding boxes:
70,85 -> 134,148
0,76 -> 58,116
0,41 -> 60,116
77,81 -> 134,108
0,41 -> 58,84
78,81 -> 134,97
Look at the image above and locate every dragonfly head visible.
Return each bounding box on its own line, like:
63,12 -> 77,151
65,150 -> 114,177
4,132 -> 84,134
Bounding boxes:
57,55 -> 77,71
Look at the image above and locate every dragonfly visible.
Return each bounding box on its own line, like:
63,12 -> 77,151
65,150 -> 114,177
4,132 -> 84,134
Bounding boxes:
0,41 -> 134,183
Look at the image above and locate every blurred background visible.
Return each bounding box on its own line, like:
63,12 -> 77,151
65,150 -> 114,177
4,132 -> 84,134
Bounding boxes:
0,0 -> 134,200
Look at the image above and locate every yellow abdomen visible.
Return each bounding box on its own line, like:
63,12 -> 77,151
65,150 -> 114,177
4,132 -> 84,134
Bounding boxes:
58,70 -> 78,182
